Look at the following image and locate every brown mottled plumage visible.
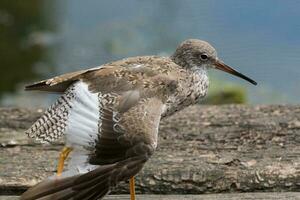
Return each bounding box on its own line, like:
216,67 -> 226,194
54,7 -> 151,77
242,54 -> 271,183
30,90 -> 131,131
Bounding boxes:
21,39 -> 256,200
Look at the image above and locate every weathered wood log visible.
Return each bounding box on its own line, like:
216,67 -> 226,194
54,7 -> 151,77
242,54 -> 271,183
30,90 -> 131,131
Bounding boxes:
0,105 -> 300,196
1,193 -> 300,200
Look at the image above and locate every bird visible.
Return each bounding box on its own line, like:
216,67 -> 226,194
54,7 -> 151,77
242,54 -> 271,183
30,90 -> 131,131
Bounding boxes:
21,39 -> 257,200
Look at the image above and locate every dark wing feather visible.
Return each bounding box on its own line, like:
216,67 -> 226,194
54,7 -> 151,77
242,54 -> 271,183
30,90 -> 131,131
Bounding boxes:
25,67 -> 101,93
89,95 -> 164,165
89,107 -> 130,165
21,98 -> 165,200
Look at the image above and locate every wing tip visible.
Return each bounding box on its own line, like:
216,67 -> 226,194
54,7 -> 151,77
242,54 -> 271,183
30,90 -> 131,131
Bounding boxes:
25,81 -> 48,91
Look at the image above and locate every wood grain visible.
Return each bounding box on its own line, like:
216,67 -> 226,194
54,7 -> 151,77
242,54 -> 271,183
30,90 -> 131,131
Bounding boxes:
0,105 -> 299,196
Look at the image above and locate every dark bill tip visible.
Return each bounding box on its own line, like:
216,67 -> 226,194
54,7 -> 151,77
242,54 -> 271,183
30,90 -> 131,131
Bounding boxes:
214,61 -> 257,85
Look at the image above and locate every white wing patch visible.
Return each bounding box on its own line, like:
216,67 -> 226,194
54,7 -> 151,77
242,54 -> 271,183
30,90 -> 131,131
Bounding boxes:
64,84 -> 121,177
63,82 -> 101,177
65,81 -> 99,149
27,81 -> 101,177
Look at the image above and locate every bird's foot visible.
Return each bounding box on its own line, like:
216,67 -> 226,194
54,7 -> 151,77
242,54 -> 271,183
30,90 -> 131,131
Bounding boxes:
57,146 -> 73,176
130,176 -> 136,200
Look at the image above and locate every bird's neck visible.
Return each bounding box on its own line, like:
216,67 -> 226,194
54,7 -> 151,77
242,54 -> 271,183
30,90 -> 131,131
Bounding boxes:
169,53 -> 209,95
191,66 -> 208,77
170,53 -> 190,69
190,66 -> 209,100
161,65 -> 209,118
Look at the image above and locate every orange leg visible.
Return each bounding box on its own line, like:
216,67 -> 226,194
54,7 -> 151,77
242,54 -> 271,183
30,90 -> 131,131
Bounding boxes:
57,146 -> 73,176
130,176 -> 136,200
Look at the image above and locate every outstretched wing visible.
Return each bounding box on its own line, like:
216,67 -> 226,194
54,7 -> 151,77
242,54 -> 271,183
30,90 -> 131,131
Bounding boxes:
21,96 -> 165,200
22,58 -> 181,199
25,62 -> 177,143
25,67 -> 102,93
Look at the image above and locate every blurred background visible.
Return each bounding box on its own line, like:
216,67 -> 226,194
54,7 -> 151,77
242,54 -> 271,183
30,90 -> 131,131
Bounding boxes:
0,0 -> 299,108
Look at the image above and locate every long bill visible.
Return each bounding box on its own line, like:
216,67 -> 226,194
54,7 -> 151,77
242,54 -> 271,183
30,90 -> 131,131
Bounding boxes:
214,60 -> 257,85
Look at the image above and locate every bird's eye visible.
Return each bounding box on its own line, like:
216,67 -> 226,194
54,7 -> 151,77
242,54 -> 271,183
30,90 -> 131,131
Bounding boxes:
200,54 -> 208,60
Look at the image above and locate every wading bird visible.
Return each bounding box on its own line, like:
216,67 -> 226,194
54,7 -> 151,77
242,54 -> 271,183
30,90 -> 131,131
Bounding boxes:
21,39 -> 256,200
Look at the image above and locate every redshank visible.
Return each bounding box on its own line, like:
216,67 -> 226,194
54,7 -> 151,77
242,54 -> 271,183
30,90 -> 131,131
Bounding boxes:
21,39 -> 256,200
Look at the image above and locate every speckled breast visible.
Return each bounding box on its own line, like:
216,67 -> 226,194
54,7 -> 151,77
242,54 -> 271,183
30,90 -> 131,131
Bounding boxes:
162,68 -> 209,117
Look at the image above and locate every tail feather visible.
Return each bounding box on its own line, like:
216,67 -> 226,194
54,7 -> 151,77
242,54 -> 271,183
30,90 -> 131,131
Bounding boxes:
21,156 -> 147,200
39,188 -> 75,200
21,165 -> 114,200
86,188 -> 109,200
72,165 -> 114,190
74,181 -> 109,200
20,175 -> 79,200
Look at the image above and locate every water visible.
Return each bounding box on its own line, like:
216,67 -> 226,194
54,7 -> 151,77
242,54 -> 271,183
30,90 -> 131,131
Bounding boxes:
1,0 -> 300,107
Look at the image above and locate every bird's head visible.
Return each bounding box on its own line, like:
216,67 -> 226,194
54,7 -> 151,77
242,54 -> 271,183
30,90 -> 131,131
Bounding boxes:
171,39 -> 257,85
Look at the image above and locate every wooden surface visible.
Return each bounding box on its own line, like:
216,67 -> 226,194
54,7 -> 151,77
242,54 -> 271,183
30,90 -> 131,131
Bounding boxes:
0,105 -> 300,197
1,193 -> 300,200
